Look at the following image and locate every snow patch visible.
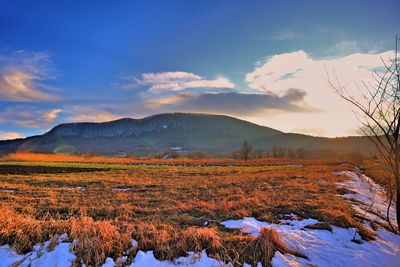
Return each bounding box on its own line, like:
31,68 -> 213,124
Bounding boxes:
129,250 -> 227,267
131,239 -> 138,248
335,170 -> 397,230
222,216 -> 400,267
101,257 -> 115,267
222,170 -> 400,267
0,234 -> 76,267
0,189 -> 16,193
114,187 -> 132,192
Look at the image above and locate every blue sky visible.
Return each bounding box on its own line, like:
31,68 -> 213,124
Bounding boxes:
0,0 -> 399,139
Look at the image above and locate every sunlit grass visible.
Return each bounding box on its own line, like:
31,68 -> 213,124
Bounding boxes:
0,160 -> 370,265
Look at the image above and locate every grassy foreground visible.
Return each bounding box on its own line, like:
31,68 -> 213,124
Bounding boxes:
0,157 -> 376,266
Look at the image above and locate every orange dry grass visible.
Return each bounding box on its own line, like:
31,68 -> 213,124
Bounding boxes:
363,160 -> 396,199
0,162 -> 367,266
70,217 -> 131,266
0,207 -> 68,253
3,152 -> 343,166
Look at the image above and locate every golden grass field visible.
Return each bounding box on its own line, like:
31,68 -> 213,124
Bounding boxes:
0,154 -> 385,266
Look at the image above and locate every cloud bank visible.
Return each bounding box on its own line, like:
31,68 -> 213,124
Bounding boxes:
0,132 -> 22,140
244,49 -> 395,136
129,71 -> 234,93
144,89 -> 316,116
1,47 -> 395,138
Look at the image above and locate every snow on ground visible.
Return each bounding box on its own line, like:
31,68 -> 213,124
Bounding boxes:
222,170 -> 400,267
1,170 -> 399,267
0,233 -> 76,267
222,216 -> 400,267
100,239 -> 227,267
128,250 -> 227,267
0,189 -> 15,193
335,170 -> 397,230
114,187 -> 132,192
0,236 -> 227,267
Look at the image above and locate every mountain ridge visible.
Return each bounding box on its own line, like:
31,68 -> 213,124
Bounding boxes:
0,112 -> 374,156
46,113 -> 282,138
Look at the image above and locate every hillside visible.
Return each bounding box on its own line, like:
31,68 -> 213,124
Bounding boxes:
0,113 -> 374,156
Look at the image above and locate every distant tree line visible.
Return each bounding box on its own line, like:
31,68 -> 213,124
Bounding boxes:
231,143 -> 367,162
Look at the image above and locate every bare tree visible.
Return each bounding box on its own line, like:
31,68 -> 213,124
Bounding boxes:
239,141 -> 253,161
327,36 -> 400,233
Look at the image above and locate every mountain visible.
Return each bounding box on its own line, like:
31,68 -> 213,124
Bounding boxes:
0,113 -> 375,156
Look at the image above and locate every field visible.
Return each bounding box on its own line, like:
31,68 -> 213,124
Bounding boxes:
0,155 -> 398,266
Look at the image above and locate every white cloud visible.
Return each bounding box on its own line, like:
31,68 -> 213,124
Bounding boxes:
42,108 -> 62,122
66,107 -> 120,122
245,50 -> 395,137
0,132 -> 23,140
0,107 -> 62,128
0,50 -> 58,102
130,71 -> 235,93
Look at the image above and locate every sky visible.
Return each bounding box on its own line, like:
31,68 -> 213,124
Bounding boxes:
0,0 -> 399,139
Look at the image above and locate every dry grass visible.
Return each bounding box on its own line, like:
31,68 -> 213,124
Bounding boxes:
0,159 -> 371,266
3,152 -> 343,166
363,160 -> 396,200
70,217 -> 132,266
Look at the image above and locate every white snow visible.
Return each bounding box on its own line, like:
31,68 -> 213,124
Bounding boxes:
129,250 -> 228,267
131,239 -> 139,248
1,170 -> 399,267
221,170 -> 400,267
0,233 -> 76,267
222,216 -> 400,267
335,170 -> 397,230
114,187 -> 132,192
101,257 -> 115,267
170,147 -> 183,151
1,189 -> 16,193
0,245 -> 25,266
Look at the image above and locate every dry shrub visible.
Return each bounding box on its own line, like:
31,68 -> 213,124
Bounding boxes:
304,222 -> 332,232
69,217 -> 131,266
131,224 -> 222,261
357,225 -> 376,241
316,208 -> 376,241
257,227 -> 305,260
315,208 -> 353,228
0,208 -> 67,253
131,222 -> 175,251
178,227 -> 222,253
213,228 -> 305,266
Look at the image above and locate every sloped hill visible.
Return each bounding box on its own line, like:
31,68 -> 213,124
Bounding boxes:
0,113 -> 374,156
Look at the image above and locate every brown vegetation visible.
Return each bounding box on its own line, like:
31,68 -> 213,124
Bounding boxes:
3,152 -> 345,166
0,158 -> 372,266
